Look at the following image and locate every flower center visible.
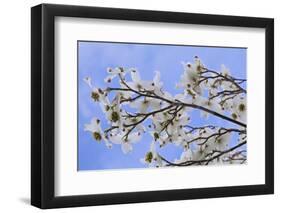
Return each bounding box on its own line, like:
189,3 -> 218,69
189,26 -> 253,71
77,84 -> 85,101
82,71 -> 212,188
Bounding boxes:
196,65 -> 203,72
232,113 -> 238,120
91,92 -> 100,102
93,132 -> 102,141
239,103 -> 245,112
153,132 -> 159,141
145,152 -> 153,163
111,111 -> 120,122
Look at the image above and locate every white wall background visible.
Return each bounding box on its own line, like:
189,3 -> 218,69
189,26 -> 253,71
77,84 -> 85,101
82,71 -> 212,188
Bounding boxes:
0,0 -> 278,212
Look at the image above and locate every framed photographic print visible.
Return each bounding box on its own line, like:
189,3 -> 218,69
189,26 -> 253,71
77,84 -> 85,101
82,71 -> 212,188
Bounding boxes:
31,3 -> 274,209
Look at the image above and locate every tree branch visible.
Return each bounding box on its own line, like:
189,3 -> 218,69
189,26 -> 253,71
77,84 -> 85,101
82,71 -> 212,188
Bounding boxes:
160,141 -> 247,166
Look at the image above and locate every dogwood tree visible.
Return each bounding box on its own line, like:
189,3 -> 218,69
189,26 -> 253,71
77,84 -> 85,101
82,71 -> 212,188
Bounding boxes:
84,56 -> 247,167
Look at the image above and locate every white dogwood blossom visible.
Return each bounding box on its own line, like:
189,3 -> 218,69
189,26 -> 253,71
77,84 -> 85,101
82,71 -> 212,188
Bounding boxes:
84,117 -> 103,140
109,131 -> 142,154
84,56 -> 247,167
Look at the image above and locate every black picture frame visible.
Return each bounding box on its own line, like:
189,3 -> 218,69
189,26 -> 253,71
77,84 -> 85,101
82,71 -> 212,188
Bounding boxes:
31,3 -> 274,209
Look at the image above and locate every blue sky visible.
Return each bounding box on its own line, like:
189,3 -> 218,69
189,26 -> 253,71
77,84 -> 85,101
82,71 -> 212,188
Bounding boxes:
78,41 -> 246,171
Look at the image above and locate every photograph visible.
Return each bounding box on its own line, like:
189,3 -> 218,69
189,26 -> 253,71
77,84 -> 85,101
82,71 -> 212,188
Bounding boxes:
78,41 -> 247,171
30,3 -> 274,209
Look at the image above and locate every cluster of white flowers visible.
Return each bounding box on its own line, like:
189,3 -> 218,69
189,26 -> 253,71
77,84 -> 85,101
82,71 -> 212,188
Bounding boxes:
84,56 -> 247,167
